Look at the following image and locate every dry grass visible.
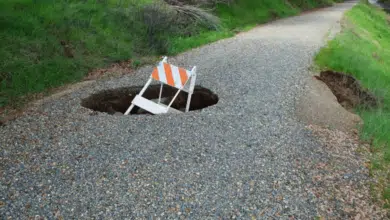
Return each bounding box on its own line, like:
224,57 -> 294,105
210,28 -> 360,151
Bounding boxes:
170,5 -> 221,30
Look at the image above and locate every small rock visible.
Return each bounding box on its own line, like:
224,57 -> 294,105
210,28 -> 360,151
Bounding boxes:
343,174 -> 352,179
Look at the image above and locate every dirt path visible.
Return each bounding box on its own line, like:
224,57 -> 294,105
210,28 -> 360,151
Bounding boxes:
1,1 -> 386,219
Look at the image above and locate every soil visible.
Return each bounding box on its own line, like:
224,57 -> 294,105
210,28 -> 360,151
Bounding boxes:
81,85 -> 218,115
297,77 -> 361,133
297,70 -> 387,218
315,70 -> 379,110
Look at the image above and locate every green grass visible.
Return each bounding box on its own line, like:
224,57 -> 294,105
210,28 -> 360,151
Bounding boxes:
315,2 -> 390,206
170,0 -> 341,53
0,0 -> 342,108
168,30 -> 234,55
0,0 -> 152,107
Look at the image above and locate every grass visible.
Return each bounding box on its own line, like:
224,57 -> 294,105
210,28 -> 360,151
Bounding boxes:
0,0 -> 151,107
0,0 -> 343,109
314,1 -> 390,206
170,0 -> 343,53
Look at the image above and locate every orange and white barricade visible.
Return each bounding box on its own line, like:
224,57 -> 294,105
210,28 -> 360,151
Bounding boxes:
124,57 -> 197,115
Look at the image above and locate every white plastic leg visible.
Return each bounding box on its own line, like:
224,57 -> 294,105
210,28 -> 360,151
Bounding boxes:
167,89 -> 181,110
124,104 -> 135,115
185,67 -> 197,112
185,93 -> 192,112
124,78 -> 152,115
158,83 -> 163,104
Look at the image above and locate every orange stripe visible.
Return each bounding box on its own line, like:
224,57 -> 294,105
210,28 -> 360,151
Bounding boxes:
151,68 -> 159,81
178,68 -> 188,86
163,63 -> 174,86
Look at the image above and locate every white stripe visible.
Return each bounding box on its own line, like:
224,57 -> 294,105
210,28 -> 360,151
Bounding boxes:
186,70 -> 192,78
157,63 -> 167,84
171,65 -> 182,88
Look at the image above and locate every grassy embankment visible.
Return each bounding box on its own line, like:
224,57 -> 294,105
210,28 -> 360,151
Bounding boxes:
315,1 -> 390,207
0,0 -> 342,109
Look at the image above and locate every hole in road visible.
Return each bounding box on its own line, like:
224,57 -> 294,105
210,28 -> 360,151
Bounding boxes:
315,70 -> 380,110
81,85 -> 218,115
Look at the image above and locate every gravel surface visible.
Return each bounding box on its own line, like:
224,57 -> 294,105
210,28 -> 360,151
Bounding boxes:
0,2 -> 361,219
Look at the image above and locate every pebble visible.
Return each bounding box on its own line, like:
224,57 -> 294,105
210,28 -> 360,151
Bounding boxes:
0,2 -> 356,219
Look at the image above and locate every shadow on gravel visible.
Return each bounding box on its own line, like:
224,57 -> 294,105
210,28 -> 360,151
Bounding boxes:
81,85 -> 218,115
315,70 -> 380,110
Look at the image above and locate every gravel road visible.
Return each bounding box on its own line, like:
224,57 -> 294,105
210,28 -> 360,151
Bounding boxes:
1,2 -> 357,219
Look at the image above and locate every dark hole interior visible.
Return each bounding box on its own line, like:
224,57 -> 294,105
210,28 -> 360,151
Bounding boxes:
81,85 -> 219,115
315,70 -> 379,110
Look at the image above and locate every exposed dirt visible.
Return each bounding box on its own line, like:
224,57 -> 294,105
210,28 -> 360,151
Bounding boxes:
315,70 -> 379,110
81,85 -> 219,115
297,70 -> 380,133
296,77 -> 362,133
297,70 -> 388,217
